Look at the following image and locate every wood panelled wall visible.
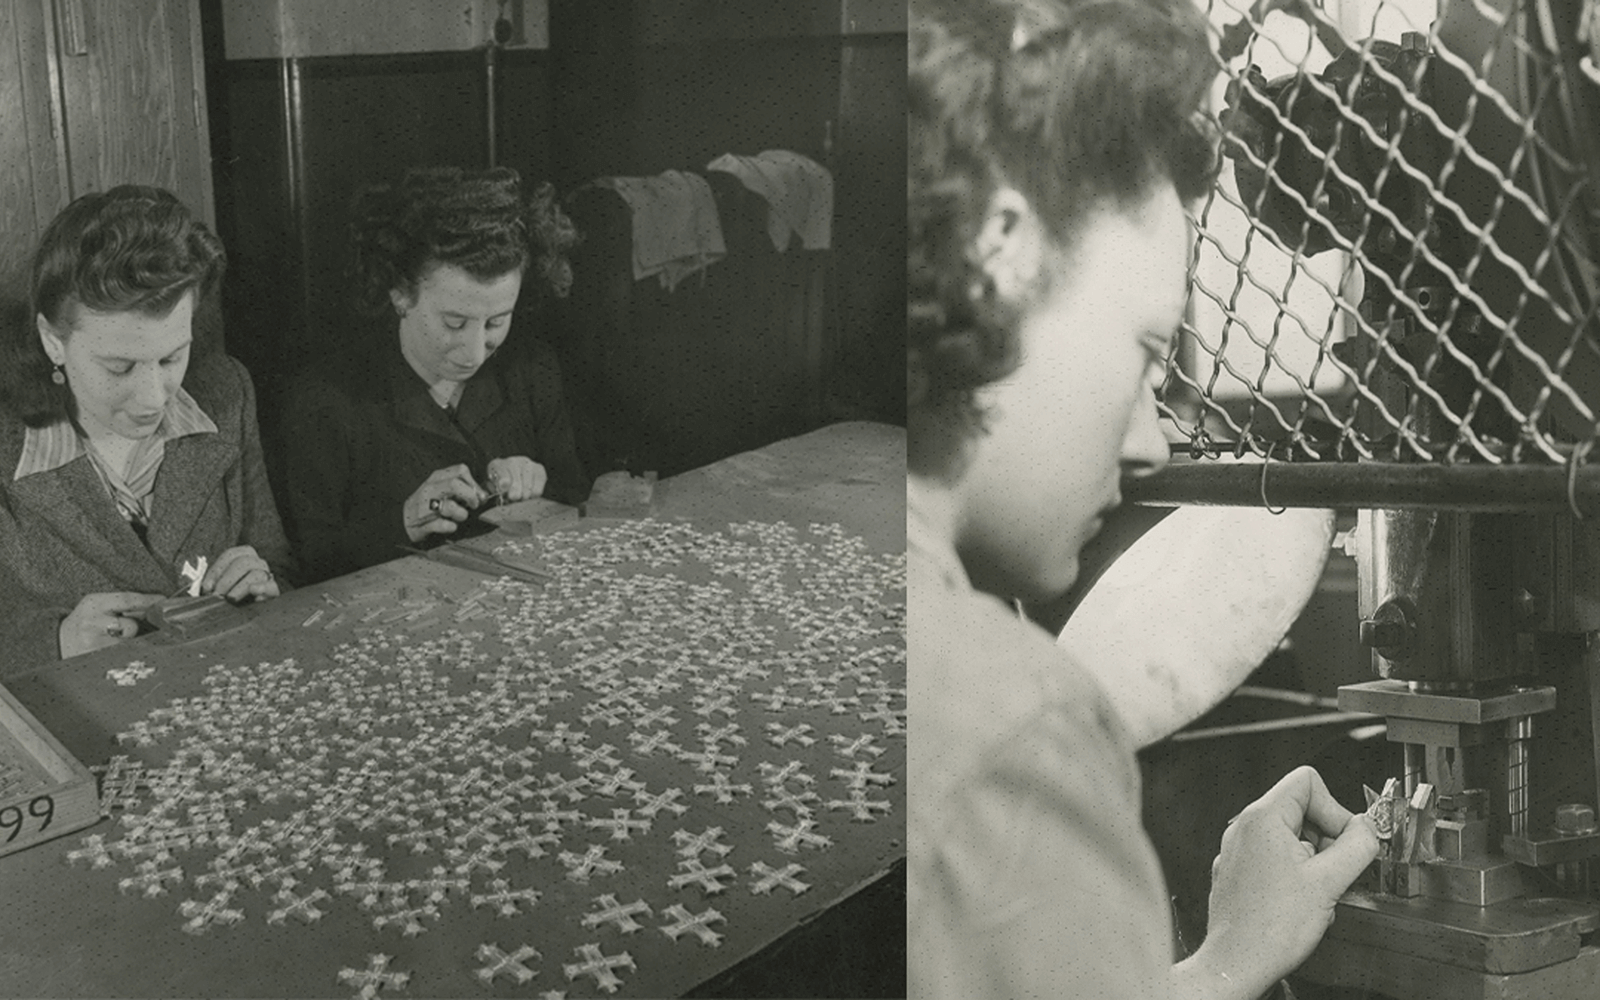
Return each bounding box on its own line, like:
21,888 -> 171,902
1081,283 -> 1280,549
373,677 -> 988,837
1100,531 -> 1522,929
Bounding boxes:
215,52 -> 491,404
55,0 -> 213,224
0,0 -> 61,296
557,176 -> 831,477
0,0 -> 212,300
210,0 -> 904,479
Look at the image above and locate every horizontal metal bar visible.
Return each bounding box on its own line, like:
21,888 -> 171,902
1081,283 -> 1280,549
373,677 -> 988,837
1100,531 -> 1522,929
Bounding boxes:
1326,889 -> 1592,974
1503,830 -> 1600,867
1125,459 -> 1600,512
1234,684 -> 1344,710
1167,711 -> 1379,743
1338,681 -> 1557,724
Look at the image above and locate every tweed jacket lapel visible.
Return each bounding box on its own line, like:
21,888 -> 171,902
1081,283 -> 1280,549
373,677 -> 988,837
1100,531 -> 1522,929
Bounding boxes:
144,431 -> 239,570
9,458 -> 170,586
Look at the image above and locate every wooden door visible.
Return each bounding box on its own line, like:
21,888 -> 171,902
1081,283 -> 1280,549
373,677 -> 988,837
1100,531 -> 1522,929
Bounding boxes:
50,0 -> 215,224
0,0 -> 66,293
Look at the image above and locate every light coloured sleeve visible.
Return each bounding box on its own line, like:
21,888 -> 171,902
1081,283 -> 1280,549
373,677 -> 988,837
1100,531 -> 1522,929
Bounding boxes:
910,704 -> 1175,1000
1058,505 -> 1334,748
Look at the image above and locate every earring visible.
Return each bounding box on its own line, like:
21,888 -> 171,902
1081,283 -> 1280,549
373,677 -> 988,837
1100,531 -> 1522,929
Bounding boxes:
50,364 -> 65,385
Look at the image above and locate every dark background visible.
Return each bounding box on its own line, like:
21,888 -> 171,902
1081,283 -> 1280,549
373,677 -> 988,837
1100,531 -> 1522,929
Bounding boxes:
204,0 -> 906,481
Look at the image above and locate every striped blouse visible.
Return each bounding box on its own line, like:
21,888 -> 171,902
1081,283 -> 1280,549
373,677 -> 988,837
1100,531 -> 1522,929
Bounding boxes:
12,389 -> 218,528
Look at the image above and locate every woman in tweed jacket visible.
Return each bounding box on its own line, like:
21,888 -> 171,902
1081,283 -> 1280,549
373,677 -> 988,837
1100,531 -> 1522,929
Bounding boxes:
0,186 -> 292,674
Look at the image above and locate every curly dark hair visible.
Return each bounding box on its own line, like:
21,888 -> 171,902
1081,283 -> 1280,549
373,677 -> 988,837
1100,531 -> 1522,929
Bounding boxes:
0,185 -> 226,427
909,0 -> 1219,476
347,166 -> 581,316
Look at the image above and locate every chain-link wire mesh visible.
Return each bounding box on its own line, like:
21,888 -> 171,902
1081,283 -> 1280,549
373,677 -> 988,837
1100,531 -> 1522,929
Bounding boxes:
1160,0 -> 1600,505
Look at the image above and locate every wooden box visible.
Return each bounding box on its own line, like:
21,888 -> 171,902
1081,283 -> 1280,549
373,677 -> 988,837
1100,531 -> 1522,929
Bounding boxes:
0,680 -> 98,859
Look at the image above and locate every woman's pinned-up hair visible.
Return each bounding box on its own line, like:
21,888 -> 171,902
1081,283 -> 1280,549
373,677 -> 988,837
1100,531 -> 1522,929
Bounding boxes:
908,0 -> 1220,476
2,185 -> 225,427
347,166 -> 581,317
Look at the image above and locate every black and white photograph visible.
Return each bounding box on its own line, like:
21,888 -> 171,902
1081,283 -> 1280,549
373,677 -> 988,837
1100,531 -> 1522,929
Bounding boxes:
908,0 -> 1600,997
0,1 -> 906,997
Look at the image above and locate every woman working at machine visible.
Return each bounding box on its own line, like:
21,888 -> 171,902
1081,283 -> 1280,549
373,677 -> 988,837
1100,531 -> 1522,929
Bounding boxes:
0,186 -> 290,670
279,167 -> 589,583
906,0 -> 1380,997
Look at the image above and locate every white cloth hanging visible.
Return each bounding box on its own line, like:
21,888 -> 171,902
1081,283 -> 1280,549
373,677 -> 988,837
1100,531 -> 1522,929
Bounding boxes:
594,171 -> 726,290
706,150 -> 833,252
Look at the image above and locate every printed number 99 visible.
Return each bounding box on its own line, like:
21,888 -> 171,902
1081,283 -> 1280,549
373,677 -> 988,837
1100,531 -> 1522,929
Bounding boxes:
0,795 -> 53,843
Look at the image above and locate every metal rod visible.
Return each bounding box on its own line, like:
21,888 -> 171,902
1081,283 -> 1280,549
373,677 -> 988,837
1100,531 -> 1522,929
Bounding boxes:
1508,715 -> 1533,838
1166,711 -> 1379,743
1234,685 -> 1344,710
1404,742 -> 1422,797
280,59 -> 299,227
1124,459 -> 1600,512
485,44 -> 498,168
284,58 -> 312,344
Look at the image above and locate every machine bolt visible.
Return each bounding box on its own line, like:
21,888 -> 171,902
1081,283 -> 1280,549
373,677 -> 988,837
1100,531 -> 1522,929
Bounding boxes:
1555,803 -> 1598,837
1360,619 -> 1407,648
1360,598 -> 1417,660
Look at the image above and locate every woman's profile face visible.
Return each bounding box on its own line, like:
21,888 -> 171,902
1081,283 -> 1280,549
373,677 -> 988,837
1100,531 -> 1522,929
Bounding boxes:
956,183 -> 1186,603
37,293 -> 194,443
393,262 -> 522,386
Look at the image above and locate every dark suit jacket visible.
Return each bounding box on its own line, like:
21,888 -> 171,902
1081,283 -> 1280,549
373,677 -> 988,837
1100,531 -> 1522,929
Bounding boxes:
279,336 -> 589,584
0,353 -> 294,675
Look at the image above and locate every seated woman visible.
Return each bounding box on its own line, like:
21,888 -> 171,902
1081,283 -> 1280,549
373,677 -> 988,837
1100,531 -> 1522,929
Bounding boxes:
0,186 -> 289,672
280,167 -> 589,583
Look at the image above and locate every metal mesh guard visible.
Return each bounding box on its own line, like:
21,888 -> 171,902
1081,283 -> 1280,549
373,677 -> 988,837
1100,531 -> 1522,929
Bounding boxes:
1158,0 -> 1600,509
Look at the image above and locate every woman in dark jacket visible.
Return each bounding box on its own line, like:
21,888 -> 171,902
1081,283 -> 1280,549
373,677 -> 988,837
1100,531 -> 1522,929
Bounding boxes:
0,186 -> 290,671
280,167 -> 589,584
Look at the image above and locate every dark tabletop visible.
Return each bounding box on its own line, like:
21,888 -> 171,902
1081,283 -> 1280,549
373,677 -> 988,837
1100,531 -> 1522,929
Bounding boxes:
0,421 -> 906,999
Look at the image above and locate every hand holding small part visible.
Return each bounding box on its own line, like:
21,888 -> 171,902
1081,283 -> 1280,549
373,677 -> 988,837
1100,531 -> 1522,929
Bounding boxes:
486,456 -> 547,503
59,592 -> 163,659
201,546 -> 279,602
1187,766 -> 1379,1000
404,464 -> 487,542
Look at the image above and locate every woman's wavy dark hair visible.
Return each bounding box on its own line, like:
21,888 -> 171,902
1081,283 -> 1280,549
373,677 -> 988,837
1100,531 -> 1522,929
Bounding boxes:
908,0 -> 1219,476
0,185 -> 226,427
348,166 -> 580,316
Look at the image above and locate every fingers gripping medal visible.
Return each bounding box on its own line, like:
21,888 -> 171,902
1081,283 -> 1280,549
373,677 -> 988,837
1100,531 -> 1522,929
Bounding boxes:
1363,778 -> 1402,840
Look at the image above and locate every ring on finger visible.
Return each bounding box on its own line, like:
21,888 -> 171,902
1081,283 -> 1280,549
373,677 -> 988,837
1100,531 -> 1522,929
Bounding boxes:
429,498 -> 442,512
105,620 -> 123,637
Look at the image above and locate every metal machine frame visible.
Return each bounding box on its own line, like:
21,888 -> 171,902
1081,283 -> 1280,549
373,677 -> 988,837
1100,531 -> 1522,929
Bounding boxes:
1153,5 -> 1600,994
